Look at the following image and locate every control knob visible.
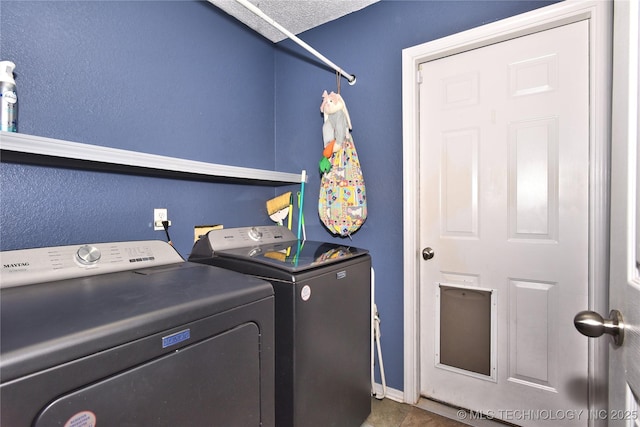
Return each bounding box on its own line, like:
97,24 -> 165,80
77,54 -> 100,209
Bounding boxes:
76,245 -> 101,265
248,227 -> 263,242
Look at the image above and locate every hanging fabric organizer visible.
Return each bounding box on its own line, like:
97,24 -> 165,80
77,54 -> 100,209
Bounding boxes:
318,91 -> 367,237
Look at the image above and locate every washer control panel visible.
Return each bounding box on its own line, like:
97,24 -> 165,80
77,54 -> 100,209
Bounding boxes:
205,226 -> 297,251
0,240 -> 183,289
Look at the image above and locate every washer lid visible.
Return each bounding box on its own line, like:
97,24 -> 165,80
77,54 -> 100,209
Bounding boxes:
215,240 -> 368,273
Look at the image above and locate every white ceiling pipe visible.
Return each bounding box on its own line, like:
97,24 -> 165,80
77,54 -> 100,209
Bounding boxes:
220,0 -> 357,85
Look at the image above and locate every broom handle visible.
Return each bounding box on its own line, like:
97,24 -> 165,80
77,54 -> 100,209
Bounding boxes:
297,170 -> 307,240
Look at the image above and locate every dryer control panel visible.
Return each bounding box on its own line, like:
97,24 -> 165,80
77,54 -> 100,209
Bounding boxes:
0,240 -> 183,288
205,226 -> 297,251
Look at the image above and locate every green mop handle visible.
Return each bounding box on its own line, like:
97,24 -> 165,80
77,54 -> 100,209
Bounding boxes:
297,170 -> 306,241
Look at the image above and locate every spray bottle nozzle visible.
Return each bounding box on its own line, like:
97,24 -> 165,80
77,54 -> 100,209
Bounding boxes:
0,61 -> 16,83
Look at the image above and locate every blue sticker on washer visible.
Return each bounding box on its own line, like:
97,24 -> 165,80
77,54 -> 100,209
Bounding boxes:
162,329 -> 191,348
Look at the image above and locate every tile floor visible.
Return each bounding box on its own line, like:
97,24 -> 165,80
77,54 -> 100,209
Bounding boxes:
362,398 -> 468,427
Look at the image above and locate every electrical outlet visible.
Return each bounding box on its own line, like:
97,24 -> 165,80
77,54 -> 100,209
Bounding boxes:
154,208 -> 170,231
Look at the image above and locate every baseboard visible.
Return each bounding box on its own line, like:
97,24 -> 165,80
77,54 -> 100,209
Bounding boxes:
371,382 -> 404,403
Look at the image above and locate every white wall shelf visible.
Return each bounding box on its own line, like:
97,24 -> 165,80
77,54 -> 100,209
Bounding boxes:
0,131 -> 304,186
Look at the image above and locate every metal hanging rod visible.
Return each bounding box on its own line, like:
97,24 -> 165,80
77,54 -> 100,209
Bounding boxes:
228,0 -> 356,85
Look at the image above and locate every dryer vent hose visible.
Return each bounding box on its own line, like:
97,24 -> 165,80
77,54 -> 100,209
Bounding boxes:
370,268 -> 386,399
373,303 -> 387,399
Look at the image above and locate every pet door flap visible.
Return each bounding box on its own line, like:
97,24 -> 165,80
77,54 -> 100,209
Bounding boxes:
438,284 -> 493,376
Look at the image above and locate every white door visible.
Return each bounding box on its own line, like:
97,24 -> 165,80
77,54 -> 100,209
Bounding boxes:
419,21 -> 590,425
602,1 -> 639,423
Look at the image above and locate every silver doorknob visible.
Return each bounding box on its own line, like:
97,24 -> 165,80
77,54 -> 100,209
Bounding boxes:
422,247 -> 435,260
574,309 -> 624,346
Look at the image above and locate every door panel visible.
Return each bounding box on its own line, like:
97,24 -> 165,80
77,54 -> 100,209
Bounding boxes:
441,129 -> 478,237
419,20 -> 590,425
508,118 -> 558,240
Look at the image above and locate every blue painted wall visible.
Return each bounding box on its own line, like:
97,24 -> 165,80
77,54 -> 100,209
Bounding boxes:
1,0 -> 281,257
1,0 -> 557,392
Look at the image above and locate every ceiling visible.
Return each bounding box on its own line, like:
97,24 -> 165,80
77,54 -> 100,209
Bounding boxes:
207,0 -> 380,43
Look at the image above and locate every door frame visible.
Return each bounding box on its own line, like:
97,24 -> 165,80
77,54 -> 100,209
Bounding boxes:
401,0 -> 613,418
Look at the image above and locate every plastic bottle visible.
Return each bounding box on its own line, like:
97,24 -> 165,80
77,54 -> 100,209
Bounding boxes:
0,61 -> 18,132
